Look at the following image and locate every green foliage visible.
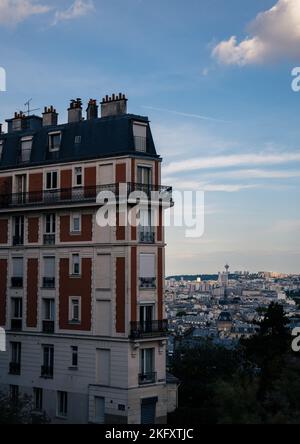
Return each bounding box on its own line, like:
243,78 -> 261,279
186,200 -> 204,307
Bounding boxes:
0,392 -> 50,424
169,303 -> 300,424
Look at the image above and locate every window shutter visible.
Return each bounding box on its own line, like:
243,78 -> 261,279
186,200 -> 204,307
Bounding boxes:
139,254 -> 155,278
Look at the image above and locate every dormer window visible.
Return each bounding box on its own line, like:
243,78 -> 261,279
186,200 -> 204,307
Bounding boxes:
0,140 -> 3,160
133,122 -> 147,152
48,132 -> 61,152
20,137 -> 33,163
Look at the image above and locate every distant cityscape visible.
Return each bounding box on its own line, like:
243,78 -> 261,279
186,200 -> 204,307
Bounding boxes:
165,265 -> 300,356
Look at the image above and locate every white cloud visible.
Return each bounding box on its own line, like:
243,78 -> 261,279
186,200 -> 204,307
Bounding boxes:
212,0 -> 300,65
164,152 -> 300,175
0,0 -> 50,25
53,0 -> 94,25
272,219 -> 300,233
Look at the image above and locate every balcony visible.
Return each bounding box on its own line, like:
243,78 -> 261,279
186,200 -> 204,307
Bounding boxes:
139,277 -> 156,290
0,183 -> 173,210
41,365 -> 53,379
42,277 -> 55,289
42,320 -> 55,334
9,362 -> 21,375
139,230 -> 155,244
13,235 -> 24,246
43,234 -> 55,245
138,372 -> 157,385
11,277 -> 23,288
130,320 -> 168,340
11,319 -> 22,331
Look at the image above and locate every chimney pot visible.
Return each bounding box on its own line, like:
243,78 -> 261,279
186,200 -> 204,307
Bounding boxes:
100,92 -> 128,118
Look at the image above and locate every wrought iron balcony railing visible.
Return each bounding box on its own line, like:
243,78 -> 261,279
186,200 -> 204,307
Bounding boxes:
130,320 -> 168,340
138,372 -> 157,385
42,320 -> 55,334
13,235 -> 24,246
139,230 -> 155,244
41,365 -> 53,379
9,362 -> 21,375
43,234 -> 55,245
43,277 -> 55,289
11,277 -> 23,288
11,319 -> 22,331
139,277 -> 156,289
0,183 -> 173,210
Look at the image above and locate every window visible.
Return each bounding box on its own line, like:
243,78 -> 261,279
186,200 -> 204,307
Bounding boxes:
13,216 -> 24,245
33,388 -> 43,411
0,140 -> 4,160
11,342 -> 21,363
71,346 -> 78,367
46,171 -> 58,190
43,299 -> 55,321
71,254 -> 80,275
139,254 -> 156,289
140,305 -> 154,328
137,166 -> 152,185
133,122 -> 147,152
48,132 -> 61,152
10,385 -> 19,404
139,348 -> 155,384
57,391 -> 68,418
74,136 -> 81,145
12,298 -> 22,319
43,257 -> 55,288
45,214 -> 56,234
69,297 -> 81,323
74,167 -> 82,186
139,208 -> 154,243
71,214 -> 81,233
20,137 -> 33,163
41,345 -> 54,378
11,258 -> 24,288
10,342 -> 21,375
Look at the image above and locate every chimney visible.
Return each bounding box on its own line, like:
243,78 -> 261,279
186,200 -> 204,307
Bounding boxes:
68,98 -> 82,123
86,99 -> 98,120
42,106 -> 58,127
11,111 -> 26,132
101,93 -> 127,118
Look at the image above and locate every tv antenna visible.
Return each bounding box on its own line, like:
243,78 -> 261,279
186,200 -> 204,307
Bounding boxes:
24,98 -> 40,116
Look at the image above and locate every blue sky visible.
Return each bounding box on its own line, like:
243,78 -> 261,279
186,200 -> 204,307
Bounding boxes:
0,0 -> 300,274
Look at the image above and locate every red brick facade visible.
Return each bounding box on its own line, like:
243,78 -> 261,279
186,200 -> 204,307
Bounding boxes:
27,259 -> 38,328
28,217 -> 39,243
0,219 -> 8,244
59,258 -> 92,331
60,214 -> 93,242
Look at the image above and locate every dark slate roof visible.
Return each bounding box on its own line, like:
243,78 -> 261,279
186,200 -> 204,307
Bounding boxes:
0,113 -> 159,171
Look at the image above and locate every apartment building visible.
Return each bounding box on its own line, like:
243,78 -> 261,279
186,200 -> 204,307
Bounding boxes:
0,94 -> 177,424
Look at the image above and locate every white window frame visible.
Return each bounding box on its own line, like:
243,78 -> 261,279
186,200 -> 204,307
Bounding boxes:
44,214 -> 56,234
71,253 -> 81,276
74,166 -> 83,187
20,137 -> 33,163
69,297 -> 81,323
45,170 -> 58,190
70,213 -> 81,233
43,298 -> 55,321
48,131 -> 61,153
57,391 -> 68,418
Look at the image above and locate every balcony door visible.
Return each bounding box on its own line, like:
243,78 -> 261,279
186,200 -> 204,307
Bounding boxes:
16,175 -> 27,204
137,166 -> 152,186
13,216 -> 24,245
140,348 -> 154,377
140,305 -> 154,333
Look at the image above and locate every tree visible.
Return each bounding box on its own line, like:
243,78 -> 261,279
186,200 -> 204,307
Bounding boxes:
0,392 -> 50,424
